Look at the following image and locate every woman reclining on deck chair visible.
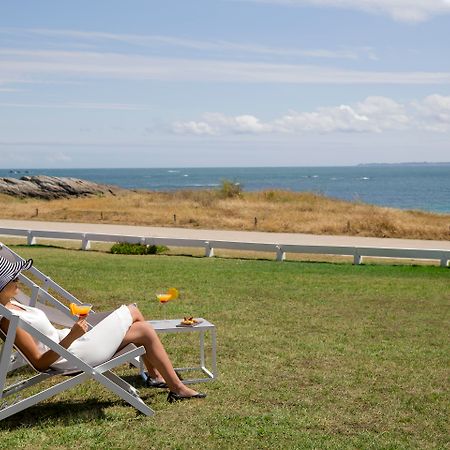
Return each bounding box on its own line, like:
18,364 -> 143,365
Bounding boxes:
0,255 -> 206,403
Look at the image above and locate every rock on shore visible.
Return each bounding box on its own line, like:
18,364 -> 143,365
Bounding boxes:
0,176 -> 122,199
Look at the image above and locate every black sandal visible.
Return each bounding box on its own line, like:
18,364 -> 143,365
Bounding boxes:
167,391 -> 207,403
145,378 -> 168,388
144,371 -> 183,388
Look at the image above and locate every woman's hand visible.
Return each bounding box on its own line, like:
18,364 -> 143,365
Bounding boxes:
69,317 -> 88,340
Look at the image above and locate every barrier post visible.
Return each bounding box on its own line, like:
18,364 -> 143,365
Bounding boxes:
276,245 -> 285,262
353,251 -> 362,265
205,242 -> 214,258
27,231 -> 36,246
81,235 -> 91,251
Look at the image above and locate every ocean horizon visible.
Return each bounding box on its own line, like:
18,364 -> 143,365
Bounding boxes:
1,165 -> 449,214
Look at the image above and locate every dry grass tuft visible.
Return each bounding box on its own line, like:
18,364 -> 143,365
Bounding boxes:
0,189 -> 449,240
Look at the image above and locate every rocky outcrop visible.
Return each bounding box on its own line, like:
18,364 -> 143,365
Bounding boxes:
0,176 -> 122,199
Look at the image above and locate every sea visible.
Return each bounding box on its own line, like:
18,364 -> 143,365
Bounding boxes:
1,165 -> 449,214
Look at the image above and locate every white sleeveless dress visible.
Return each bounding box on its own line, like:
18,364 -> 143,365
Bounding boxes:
10,300 -> 133,370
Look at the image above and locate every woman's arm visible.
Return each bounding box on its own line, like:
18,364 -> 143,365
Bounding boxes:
0,318 -> 88,371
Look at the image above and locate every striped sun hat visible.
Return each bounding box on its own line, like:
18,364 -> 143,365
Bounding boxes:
0,255 -> 33,292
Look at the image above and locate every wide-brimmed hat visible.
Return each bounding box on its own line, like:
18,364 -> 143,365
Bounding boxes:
0,255 -> 33,292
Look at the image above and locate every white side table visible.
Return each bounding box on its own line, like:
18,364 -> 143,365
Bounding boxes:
144,318 -> 217,384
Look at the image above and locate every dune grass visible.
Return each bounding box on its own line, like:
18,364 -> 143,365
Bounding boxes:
0,245 -> 448,449
1,189 -> 449,240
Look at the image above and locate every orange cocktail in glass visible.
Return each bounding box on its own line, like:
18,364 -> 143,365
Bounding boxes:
156,288 -> 179,319
156,294 -> 172,304
69,303 -> 92,318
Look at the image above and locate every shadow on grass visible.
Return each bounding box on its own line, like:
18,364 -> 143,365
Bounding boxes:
13,243 -> 69,250
6,243 -> 380,266
12,243 -> 107,254
0,396 -> 159,430
0,398 -> 114,429
0,378 -> 161,429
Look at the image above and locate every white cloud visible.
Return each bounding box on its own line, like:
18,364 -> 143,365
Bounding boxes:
208,113 -> 272,133
1,48 -> 449,86
274,105 -> 372,133
242,0 -> 450,23
171,95 -> 450,135
172,114 -> 270,135
412,94 -> 450,131
354,96 -> 409,130
233,115 -> 270,133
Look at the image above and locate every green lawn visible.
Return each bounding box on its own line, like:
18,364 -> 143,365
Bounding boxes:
0,246 -> 449,450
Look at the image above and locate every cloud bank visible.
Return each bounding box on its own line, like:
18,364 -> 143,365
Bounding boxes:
172,95 -> 450,135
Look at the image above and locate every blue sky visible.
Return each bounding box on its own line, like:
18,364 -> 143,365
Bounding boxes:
0,0 -> 449,168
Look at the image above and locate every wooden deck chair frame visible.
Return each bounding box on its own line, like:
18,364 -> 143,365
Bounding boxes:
0,242 -> 154,419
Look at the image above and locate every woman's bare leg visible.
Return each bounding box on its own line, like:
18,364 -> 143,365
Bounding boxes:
122,305 -> 199,396
126,305 -> 163,380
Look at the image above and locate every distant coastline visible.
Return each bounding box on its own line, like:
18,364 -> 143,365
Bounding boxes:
358,162 -> 450,167
3,162 -> 450,172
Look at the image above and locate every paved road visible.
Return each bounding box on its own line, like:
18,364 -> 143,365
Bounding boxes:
1,219 -> 449,250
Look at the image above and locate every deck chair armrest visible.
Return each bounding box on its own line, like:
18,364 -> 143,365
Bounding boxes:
0,304 -> 16,321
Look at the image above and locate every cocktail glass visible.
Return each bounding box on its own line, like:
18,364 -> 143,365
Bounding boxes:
156,294 -> 171,319
69,302 -> 93,318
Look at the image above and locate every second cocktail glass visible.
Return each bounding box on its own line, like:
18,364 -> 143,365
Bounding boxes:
155,288 -> 179,319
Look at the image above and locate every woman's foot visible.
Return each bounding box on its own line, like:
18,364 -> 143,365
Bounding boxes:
146,377 -> 167,388
167,390 -> 207,403
144,371 -> 183,388
167,384 -> 207,401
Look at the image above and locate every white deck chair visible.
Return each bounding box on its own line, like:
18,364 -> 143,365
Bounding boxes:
0,242 -> 154,420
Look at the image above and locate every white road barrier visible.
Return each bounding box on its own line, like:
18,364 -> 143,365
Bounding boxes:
0,226 -> 448,267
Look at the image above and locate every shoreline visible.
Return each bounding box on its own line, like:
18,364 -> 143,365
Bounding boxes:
1,167 -> 449,214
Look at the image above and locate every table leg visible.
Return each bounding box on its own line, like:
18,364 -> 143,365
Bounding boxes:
200,331 -> 205,369
211,328 -> 217,379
